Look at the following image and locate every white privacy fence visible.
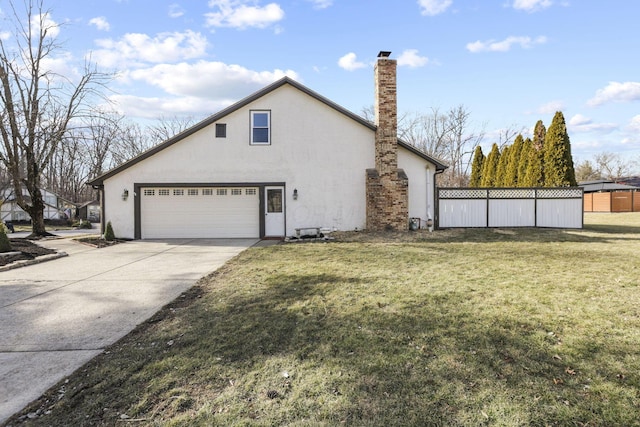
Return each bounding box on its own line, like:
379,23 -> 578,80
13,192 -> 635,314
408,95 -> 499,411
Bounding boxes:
437,187 -> 584,229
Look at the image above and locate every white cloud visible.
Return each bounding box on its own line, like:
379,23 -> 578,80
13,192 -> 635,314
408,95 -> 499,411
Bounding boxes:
466,35 -> 547,53
587,81 -> 640,107
418,0 -> 452,16
512,0 -> 553,12
93,30 -> 208,68
537,100 -> 565,114
205,0 -> 284,30
627,115 -> 640,132
111,63 -> 298,118
568,113 -> 617,133
31,13 -> 60,39
307,0 -> 332,9
41,52 -> 84,82
89,16 -> 110,31
168,4 -> 185,18
109,94 -> 231,119
127,60 -> 298,98
397,49 -> 429,68
338,52 -> 366,71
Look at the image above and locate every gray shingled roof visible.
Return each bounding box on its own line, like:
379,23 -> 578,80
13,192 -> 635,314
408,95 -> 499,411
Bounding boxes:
88,77 -> 447,186
579,180 -> 639,193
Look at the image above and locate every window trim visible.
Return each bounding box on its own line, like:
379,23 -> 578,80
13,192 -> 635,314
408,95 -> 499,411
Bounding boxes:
250,110 -> 271,145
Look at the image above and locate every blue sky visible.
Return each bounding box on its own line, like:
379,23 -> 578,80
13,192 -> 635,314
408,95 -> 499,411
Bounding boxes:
5,0 -> 640,168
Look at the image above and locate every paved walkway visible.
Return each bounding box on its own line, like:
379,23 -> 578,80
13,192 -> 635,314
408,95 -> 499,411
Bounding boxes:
0,237 -> 259,423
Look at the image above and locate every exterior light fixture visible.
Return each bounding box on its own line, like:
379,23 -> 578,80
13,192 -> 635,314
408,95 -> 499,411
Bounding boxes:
122,189 -> 129,201
293,188 -> 298,200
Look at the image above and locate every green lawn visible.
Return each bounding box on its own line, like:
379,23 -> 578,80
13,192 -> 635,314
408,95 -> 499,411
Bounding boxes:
10,213 -> 640,426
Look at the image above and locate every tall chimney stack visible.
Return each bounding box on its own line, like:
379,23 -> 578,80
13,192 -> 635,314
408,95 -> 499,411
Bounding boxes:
374,51 -> 398,178
366,51 -> 409,231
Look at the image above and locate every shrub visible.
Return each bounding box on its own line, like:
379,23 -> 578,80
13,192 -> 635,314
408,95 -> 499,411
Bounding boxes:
73,220 -> 93,229
104,221 -> 115,242
0,227 -> 11,253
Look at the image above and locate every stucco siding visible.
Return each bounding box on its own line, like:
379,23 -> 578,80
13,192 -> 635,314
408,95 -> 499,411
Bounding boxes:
398,147 -> 435,223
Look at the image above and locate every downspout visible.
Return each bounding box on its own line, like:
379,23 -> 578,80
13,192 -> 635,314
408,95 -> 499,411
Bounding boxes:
92,184 -> 105,235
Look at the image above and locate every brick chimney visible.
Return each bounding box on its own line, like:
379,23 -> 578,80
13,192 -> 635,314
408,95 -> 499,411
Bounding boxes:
374,51 -> 398,177
366,51 -> 409,231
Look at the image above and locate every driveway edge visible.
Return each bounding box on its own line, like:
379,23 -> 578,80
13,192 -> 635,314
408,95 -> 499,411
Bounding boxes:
0,252 -> 68,272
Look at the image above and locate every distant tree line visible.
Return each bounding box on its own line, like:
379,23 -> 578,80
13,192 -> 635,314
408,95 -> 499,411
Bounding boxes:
575,152 -> 638,182
469,111 -> 577,188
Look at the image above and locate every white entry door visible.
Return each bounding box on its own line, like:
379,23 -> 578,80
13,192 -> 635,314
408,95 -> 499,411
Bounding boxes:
264,186 -> 285,237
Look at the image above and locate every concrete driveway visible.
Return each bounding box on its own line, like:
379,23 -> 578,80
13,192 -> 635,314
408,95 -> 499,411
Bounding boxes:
0,237 -> 259,423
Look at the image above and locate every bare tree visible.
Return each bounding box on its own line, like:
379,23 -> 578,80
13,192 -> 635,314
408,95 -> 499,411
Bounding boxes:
441,105 -> 486,186
147,115 -> 197,142
574,160 -> 601,182
45,132 -> 86,202
593,152 -> 635,181
496,125 -> 527,150
110,121 -> 154,166
398,108 -> 452,162
0,0 -> 107,236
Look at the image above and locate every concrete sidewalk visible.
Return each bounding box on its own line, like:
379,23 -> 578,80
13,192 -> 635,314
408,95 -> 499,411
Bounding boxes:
0,237 -> 258,423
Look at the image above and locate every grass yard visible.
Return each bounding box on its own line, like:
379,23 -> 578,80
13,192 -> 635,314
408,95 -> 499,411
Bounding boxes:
9,213 -> 640,426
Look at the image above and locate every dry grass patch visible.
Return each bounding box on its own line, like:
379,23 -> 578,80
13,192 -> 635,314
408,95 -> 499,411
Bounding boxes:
8,213 -> 640,426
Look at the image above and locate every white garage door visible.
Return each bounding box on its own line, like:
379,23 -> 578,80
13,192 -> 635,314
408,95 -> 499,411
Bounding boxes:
141,187 -> 260,238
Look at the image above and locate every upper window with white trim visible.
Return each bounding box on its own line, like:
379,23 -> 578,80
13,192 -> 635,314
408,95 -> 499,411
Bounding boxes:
250,110 -> 270,145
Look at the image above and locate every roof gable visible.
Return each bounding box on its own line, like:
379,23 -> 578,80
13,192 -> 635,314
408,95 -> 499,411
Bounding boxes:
88,77 -> 446,186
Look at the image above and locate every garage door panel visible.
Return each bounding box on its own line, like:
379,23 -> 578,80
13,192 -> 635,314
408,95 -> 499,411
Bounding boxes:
141,188 -> 259,238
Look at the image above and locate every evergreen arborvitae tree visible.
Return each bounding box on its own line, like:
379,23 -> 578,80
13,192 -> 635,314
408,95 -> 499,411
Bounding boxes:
544,111 -> 577,186
496,145 -> 510,187
504,134 -> 523,187
469,145 -> 485,187
481,143 -> 500,187
517,138 -> 532,187
104,221 -> 116,242
0,227 -> 11,253
533,120 -> 546,151
524,144 -> 544,187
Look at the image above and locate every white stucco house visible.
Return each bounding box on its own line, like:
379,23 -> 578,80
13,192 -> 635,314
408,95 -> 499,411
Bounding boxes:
88,52 -> 447,239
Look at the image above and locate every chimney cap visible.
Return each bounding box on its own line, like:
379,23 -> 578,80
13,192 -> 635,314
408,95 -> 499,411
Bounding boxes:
377,51 -> 392,58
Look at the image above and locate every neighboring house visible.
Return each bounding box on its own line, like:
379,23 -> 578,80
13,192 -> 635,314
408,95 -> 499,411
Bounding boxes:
78,200 -> 101,223
580,180 -> 640,212
0,188 -> 74,222
88,52 -> 447,239
619,176 -> 640,188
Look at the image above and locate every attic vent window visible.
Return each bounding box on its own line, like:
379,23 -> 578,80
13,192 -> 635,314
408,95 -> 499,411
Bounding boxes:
215,123 -> 226,138
250,110 -> 270,145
